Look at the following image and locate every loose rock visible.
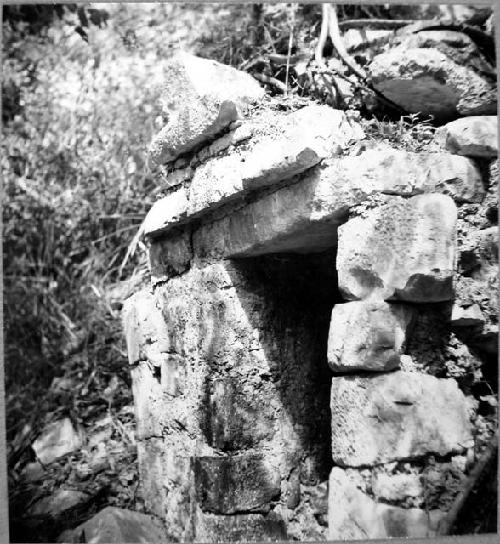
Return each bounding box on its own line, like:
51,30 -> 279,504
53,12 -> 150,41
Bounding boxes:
57,506 -> 168,543
32,418 -> 82,465
370,47 -> 497,121
440,116 -> 498,158
29,489 -> 89,518
149,53 -> 263,164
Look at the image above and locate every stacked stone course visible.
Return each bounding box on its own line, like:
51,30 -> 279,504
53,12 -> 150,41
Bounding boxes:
123,53 -> 497,541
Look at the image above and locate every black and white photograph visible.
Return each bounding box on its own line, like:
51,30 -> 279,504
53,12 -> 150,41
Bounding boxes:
1,1 -> 498,542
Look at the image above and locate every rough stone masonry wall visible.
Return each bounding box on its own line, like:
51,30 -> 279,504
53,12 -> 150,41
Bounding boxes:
123,53 -> 498,541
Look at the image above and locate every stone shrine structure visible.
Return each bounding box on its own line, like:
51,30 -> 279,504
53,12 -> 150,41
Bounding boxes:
123,53 -> 498,541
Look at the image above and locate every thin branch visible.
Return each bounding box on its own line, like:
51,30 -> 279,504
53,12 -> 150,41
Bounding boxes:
326,4 -> 367,81
338,18 -> 430,31
252,72 -> 288,93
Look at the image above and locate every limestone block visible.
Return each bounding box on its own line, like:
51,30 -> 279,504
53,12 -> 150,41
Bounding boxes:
328,300 -> 416,372
440,116 -> 498,158
148,228 -> 192,285
370,47 -> 497,121
330,372 -> 473,466
195,509 -> 287,543
144,106 -> 362,238
143,187 -> 188,237
122,289 -> 169,366
144,140 -> 479,240
328,467 -> 443,539
372,472 -> 423,502
149,53 -> 264,164
32,418 -> 82,465
193,454 -> 281,514
451,303 -> 485,327
187,106 -> 356,217
193,164 -> 359,258
337,194 -> 457,302
337,144 -> 484,203
58,507 -> 168,543
136,441 -> 192,540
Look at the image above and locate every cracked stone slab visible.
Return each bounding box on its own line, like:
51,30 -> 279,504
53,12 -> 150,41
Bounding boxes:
370,47 -> 497,121
144,140 -> 479,240
439,116 -> 498,158
187,105 -> 358,217
330,372 -> 473,467
337,194 -> 457,302
144,106 -> 361,237
327,300 -> 416,372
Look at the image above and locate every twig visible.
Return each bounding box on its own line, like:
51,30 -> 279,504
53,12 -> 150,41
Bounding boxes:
285,27 -> 293,96
326,4 -> 366,81
315,3 -> 329,69
338,18 -> 431,30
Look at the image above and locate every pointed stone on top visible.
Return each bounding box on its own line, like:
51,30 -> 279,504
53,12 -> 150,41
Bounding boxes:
149,53 -> 264,165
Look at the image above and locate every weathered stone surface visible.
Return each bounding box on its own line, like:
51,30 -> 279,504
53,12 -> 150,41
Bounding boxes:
440,116 -> 498,158
132,258 -> 335,539
337,144 -> 484,203
337,194 -> 457,302
328,467 -> 443,539
370,47 -> 497,121
149,53 -> 264,164
148,228 -> 192,284
58,506 -> 168,543
145,141 -> 480,241
206,377 -> 276,450
193,165 -> 356,258
131,362 -> 164,439
398,30 -> 495,78
193,454 -> 281,514
143,186 -> 188,237
29,489 -> 89,517
330,372 -> 473,466
195,509 -> 287,542
327,300 -> 416,372
144,106 -> 362,238
451,303 -> 485,327
122,289 -> 169,366
32,418 -> 82,465
372,472 -> 423,502
187,106 -> 358,216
